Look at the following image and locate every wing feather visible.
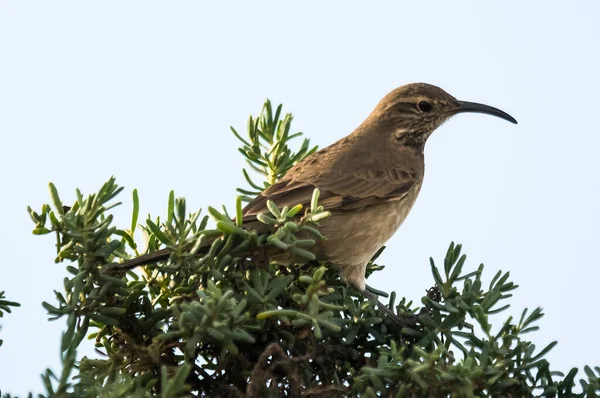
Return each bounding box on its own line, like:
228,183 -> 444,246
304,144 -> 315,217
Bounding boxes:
242,166 -> 417,221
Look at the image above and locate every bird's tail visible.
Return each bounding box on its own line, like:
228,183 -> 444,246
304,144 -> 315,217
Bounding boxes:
108,219 -> 265,273
111,248 -> 172,271
105,235 -> 220,273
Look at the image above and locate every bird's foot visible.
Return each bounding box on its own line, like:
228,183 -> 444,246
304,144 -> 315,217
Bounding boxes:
363,288 -> 418,329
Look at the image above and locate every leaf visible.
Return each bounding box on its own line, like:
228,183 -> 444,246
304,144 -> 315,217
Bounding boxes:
130,189 -> 139,235
230,126 -> 250,146
530,341 -> 558,362
430,258 -> 444,288
266,200 -> 281,218
242,168 -> 264,191
206,206 -> 225,222
145,219 -> 172,245
291,247 -> 316,261
450,254 -> 466,281
310,189 -> 320,213
216,221 -> 247,236
48,182 -> 64,216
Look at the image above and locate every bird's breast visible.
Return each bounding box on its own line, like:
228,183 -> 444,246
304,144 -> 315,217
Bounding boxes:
317,183 -> 422,268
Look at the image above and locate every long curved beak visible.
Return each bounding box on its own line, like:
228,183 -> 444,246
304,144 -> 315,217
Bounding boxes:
456,101 -> 518,124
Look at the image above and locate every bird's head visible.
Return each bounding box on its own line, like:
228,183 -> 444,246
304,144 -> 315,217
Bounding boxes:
370,83 -> 517,148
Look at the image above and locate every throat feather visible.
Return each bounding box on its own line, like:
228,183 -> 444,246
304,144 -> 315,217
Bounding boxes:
395,130 -> 427,150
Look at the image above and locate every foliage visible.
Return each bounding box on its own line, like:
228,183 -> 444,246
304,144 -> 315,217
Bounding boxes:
0,291 -> 20,348
2,100 -> 599,397
231,100 -> 317,201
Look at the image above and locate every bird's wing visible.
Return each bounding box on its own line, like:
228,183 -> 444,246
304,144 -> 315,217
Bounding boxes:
241,167 -> 417,220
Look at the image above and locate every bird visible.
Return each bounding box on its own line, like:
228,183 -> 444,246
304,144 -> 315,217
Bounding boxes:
110,83 -> 517,320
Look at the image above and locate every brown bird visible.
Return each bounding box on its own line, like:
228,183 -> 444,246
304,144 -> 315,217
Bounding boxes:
112,83 -> 517,317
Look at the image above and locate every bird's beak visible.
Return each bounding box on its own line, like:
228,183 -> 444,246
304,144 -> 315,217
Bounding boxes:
456,101 -> 518,124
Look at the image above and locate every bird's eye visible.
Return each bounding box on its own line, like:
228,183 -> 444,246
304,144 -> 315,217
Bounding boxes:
417,101 -> 433,113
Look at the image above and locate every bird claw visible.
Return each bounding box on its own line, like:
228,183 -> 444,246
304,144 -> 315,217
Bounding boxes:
363,289 -> 418,329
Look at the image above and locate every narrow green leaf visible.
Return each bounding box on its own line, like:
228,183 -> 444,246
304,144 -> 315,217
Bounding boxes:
266,200 -> 281,218
256,309 -> 299,320
291,247 -> 316,261
89,313 -> 120,326
48,183 -> 64,216
299,225 -> 325,239
167,190 -> 175,224
146,219 -> 172,245
235,196 -> 243,226
308,211 -> 330,222
98,307 -> 127,317
60,313 -> 76,352
527,341 -> 557,363
401,327 -> 422,338
310,189 -> 320,213
267,236 -> 288,250
257,214 -> 278,225
208,206 -> 228,222
131,189 -> 139,235
230,126 -> 250,146
287,204 -> 303,218
216,221 -> 247,236
450,254 -> 466,281
430,259 -> 444,287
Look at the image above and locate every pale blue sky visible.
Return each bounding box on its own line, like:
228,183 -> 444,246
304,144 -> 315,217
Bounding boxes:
1,2 -> 599,395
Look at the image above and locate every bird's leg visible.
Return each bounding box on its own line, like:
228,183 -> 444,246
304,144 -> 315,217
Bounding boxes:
362,289 -> 401,324
363,285 -> 418,328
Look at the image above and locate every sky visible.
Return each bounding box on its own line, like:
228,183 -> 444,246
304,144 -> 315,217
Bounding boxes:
1,1 -> 599,395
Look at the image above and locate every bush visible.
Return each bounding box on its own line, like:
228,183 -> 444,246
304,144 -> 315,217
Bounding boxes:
3,100 -> 598,397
